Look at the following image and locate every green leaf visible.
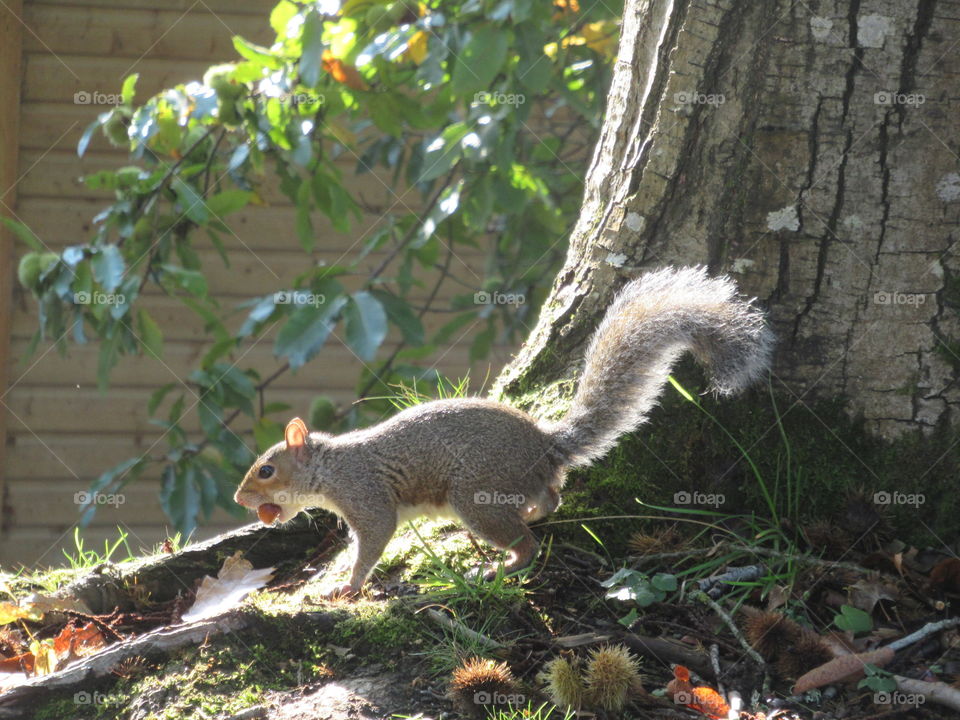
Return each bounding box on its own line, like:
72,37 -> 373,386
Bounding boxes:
516,24 -> 551,93
433,310 -> 478,344
147,383 -> 177,416
138,309 -> 164,358
160,464 -> 200,536
343,291 -> 388,362
270,0 -> 299,36
201,337 -> 237,369
254,418 -> 284,452
92,245 -> 125,292
171,177 -> 209,224
451,26 -> 509,96
0,217 -> 44,251
370,289 -> 424,345
274,295 -> 348,369
206,190 -> 253,217
121,73 -> 139,105
834,605 -> 873,634
77,118 -> 101,158
238,294 -> 278,338
300,9 -> 325,87
419,122 -> 469,182
469,323 -> 494,362
97,331 -> 121,392
651,573 -> 678,592
232,36 -> 281,69
161,264 -> 208,297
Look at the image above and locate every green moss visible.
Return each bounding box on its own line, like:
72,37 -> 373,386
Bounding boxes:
328,600 -> 427,666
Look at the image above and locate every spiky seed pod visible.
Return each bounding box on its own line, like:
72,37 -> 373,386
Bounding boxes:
628,532 -> 660,555
628,527 -> 683,555
111,655 -> 148,680
583,644 -> 643,711
449,657 -> 518,720
542,655 -> 584,709
775,630 -> 834,679
803,520 -> 852,559
739,606 -> 803,661
844,487 -> 886,539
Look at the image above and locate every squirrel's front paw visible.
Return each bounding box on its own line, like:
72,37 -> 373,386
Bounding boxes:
464,563 -> 502,582
320,582 -> 357,600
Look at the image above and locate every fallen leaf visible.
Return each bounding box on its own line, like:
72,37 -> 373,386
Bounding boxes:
29,639 -> 57,676
929,559 -> 960,593
0,653 -> 34,674
666,666 -> 731,719
793,646 -> 895,693
53,622 -> 106,661
0,602 -> 42,625
849,579 -> 897,614
181,551 -> 274,623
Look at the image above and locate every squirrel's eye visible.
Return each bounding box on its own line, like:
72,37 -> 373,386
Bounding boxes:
258,465 -> 275,479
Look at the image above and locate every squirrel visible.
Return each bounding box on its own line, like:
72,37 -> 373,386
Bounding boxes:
234,267 -> 773,596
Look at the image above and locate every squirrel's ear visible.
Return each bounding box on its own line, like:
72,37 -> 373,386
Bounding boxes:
284,417 -> 309,456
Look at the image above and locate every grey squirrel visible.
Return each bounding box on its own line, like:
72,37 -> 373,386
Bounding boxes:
234,267 -> 773,596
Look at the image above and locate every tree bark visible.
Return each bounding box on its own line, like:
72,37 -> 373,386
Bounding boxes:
494,0 -> 958,439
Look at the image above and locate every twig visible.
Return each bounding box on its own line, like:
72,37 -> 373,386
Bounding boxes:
693,591 -> 766,669
886,617 -> 960,652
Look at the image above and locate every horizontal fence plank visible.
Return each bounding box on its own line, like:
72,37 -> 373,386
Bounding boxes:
8,241 -> 487,302
23,54 -> 223,104
3,334 -> 509,392
10,300 -> 511,349
2,354 -> 506,435
11,194 -> 440,255
16,148 -> 423,210
6,477 -> 241,529
22,5 -> 271,61
29,0 -> 272,14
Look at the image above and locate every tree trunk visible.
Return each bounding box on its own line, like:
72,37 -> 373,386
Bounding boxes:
495,0 -> 958,440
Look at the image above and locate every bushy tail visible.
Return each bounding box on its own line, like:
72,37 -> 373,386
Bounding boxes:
546,267 -> 773,468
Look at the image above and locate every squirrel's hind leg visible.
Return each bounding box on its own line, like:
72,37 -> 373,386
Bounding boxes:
454,505 -> 538,580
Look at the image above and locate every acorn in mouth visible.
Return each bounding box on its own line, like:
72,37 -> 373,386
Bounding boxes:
257,503 -> 282,524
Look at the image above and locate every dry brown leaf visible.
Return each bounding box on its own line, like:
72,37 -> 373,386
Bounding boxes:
181,551 -> 274,623
929,559 -> 960,594
792,646 -> 895,694
849,579 -> 898,614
